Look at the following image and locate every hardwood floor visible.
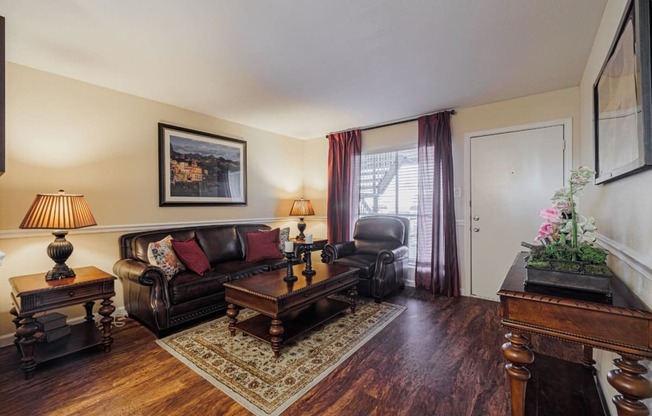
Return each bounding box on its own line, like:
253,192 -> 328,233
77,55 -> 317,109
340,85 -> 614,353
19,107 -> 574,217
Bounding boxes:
0,288 -> 596,416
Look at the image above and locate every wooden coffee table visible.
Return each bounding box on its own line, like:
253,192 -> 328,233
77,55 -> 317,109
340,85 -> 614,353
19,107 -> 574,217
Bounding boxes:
224,262 -> 359,358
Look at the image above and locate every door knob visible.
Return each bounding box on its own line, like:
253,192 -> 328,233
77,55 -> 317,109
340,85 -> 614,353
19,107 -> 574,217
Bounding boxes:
472,227 -> 480,232
473,216 -> 480,221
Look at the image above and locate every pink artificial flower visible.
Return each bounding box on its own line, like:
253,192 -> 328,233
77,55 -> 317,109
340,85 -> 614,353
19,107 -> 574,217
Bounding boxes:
535,221 -> 556,242
539,208 -> 561,223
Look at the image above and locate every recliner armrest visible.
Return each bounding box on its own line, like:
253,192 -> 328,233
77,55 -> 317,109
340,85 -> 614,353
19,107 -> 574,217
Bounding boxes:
376,246 -> 409,264
323,241 -> 356,263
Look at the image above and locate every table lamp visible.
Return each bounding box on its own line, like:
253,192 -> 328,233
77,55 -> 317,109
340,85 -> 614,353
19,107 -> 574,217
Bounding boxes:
19,190 -> 97,281
289,198 -> 315,240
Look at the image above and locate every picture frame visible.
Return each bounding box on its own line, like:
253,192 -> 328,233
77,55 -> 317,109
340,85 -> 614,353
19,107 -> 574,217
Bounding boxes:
594,0 -> 652,184
158,123 -> 247,206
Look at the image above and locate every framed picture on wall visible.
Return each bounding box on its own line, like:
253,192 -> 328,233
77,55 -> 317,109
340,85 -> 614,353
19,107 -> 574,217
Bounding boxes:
158,123 -> 247,206
593,0 -> 652,184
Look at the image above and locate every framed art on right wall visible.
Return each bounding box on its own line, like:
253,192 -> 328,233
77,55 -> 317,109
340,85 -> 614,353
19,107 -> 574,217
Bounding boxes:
594,0 -> 652,184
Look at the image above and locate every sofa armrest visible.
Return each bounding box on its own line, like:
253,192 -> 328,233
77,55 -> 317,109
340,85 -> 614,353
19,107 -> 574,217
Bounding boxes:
113,259 -> 166,287
323,241 -> 356,263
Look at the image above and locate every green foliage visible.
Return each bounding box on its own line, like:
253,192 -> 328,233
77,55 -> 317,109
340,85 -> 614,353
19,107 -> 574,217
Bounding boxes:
523,240 -> 612,277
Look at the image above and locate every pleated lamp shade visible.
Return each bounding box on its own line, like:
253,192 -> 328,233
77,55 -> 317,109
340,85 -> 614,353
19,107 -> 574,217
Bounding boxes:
289,199 -> 315,240
20,190 -> 97,230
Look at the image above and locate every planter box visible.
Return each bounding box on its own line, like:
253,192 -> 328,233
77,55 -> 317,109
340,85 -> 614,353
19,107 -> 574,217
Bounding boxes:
525,266 -> 612,300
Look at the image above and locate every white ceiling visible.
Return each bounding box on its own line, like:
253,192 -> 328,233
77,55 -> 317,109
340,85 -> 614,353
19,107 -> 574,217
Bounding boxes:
0,0 -> 606,139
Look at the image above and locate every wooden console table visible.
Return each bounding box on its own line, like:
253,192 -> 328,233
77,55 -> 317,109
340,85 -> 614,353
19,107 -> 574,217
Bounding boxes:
9,266 -> 116,379
499,253 -> 652,416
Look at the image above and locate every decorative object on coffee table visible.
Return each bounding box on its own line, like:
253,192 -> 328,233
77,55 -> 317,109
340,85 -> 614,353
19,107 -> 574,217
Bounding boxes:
283,247 -> 297,282
289,198 -> 315,240
19,190 -> 97,281
520,166 -> 613,298
299,243 -> 316,277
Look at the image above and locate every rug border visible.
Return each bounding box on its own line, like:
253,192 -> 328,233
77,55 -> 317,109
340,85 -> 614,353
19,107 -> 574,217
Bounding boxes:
156,301 -> 406,416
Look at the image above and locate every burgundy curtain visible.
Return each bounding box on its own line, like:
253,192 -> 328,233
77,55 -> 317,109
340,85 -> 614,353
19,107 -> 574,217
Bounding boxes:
326,130 -> 361,243
415,112 -> 460,297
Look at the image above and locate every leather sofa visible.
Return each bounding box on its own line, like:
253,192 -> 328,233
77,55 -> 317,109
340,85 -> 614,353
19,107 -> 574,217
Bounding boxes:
323,215 -> 409,303
113,223 -> 291,337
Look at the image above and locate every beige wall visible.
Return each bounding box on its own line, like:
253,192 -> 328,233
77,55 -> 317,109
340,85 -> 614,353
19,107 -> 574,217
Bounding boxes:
0,64 -> 306,338
579,0 -> 652,412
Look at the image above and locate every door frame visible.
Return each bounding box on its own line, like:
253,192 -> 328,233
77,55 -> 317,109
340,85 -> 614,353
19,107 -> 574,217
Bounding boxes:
462,118 -> 573,300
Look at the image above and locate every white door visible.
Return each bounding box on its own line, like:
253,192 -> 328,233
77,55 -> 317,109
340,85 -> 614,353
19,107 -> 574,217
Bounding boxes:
470,124 -> 566,300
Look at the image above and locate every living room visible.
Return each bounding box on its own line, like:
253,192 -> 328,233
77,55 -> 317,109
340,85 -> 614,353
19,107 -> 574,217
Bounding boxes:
0,1 -> 651,415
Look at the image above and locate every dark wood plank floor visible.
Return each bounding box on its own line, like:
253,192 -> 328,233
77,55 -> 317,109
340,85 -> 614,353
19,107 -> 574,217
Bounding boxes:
0,288 -> 600,416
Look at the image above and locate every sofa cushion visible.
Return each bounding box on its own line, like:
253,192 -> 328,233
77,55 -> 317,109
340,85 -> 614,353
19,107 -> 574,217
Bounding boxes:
212,261 -> 269,279
260,226 -> 290,251
195,226 -> 241,264
172,237 -> 212,276
147,235 -> 185,280
245,229 -> 283,263
132,230 -> 196,263
168,269 -> 229,304
332,254 -> 377,279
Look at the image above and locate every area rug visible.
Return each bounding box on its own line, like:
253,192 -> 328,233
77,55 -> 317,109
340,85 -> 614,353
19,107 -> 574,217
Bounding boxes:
156,298 -> 405,416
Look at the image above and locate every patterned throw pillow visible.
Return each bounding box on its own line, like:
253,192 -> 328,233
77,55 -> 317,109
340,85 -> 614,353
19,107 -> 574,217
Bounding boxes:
147,235 -> 185,280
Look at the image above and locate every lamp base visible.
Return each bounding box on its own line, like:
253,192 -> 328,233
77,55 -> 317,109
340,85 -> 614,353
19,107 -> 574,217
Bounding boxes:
45,230 -> 76,281
296,218 -> 306,240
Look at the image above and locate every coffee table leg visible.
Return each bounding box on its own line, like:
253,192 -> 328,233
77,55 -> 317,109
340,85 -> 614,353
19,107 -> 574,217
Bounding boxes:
269,319 -> 284,359
349,285 -> 358,314
227,304 -> 239,336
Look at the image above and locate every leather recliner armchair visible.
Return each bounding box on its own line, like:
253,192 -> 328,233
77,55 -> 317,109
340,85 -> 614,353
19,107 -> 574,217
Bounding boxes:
323,215 -> 409,303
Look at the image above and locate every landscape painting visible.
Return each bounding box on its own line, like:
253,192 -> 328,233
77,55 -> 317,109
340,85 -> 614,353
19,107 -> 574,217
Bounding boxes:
158,123 -> 247,206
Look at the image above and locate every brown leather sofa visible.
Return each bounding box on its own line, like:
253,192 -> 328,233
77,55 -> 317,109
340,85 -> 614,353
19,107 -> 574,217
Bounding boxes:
113,224 -> 290,337
323,215 -> 409,303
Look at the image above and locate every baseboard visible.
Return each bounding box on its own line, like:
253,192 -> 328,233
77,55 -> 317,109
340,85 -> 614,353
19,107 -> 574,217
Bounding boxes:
0,306 -> 128,348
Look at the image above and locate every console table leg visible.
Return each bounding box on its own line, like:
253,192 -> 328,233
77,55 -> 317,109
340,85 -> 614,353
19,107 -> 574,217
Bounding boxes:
269,319 -> 284,359
84,301 -> 95,324
581,345 -> 597,369
98,297 -> 115,353
226,304 -> 239,336
502,329 -> 534,416
15,314 -> 38,379
607,354 -> 652,416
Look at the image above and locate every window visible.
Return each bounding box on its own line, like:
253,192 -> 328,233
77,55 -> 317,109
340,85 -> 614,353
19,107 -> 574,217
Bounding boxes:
359,147 -> 418,262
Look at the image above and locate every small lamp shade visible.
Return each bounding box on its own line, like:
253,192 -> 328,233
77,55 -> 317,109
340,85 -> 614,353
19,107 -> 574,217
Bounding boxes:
289,199 -> 315,240
20,190 -> 97,280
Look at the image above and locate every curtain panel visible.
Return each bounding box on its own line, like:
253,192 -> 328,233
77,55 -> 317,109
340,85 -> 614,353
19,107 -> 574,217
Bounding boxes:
415,112 -> 460,297
326,130 -> 361,243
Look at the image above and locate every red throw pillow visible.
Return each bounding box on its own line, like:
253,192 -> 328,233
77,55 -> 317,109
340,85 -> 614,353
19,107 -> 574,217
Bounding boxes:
246,228 -> 283,263
172,237 -> 212,276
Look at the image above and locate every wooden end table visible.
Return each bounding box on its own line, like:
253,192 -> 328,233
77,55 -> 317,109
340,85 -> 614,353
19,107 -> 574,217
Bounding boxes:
9,266 -> 116,379
224,262 -> 358,359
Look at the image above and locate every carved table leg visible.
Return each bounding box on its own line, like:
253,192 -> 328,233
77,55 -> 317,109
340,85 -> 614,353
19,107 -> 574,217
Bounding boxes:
269,319 -> 284,359
581,345 -> 597,369
84,301 -> 95,324
10,306 -> 20,350
98,297 -> 115,352
15,313 -> 38,379
501,329 -> 535,416
607,354 -> 652,416
349,285 -> 358,314
226,304 -> 239,336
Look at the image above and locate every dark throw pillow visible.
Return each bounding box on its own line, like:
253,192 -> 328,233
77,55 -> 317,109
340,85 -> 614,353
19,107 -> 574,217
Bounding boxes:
172,237 -> 212,276
246,228 -> 284,263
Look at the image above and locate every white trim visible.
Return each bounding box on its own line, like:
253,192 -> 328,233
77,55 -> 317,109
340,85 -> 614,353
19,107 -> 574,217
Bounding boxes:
463,118 -> 573,300
596,233 -> 652,282
0,216 -> 328,240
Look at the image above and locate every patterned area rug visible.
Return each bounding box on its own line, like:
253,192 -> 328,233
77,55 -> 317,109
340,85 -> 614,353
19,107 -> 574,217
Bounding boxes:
157,298 -> 405,416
